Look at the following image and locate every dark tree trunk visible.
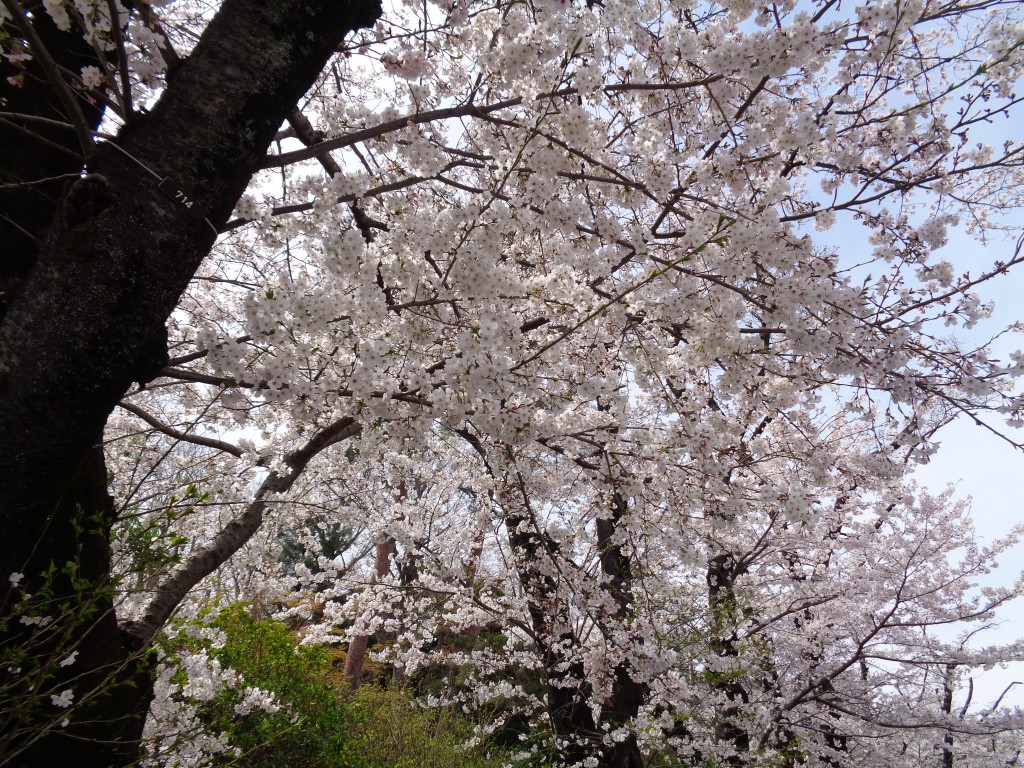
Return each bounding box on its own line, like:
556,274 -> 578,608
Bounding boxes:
0,13 -> 144,763
1,446 -> 154,767
707,553 -> 751,767
942,664 -> 956,768
502,496 -> 597,765
459,434 -> 634,766
594,493 -> 646,768
0,1 -> 380,764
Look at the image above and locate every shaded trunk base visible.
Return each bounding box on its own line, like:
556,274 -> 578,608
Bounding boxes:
2,446 -> 154,768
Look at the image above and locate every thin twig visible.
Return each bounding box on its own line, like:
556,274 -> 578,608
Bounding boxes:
0,116 -> 83,160
0,112 -> 77,131
0,173 -> 81,190
105,0 -> 134,118
117,401 -> 243,457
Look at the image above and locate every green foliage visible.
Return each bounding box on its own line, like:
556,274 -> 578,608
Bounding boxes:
169,604 -> 349,768
118,512 -> 188,576
345,686 -> 507,768
0,529 -> 138,764
168,605 -> 510,768
116,483 -> 207,582
277,520 -> 361,582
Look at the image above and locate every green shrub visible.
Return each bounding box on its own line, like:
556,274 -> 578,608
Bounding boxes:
191,605 -> 351,767
166,605 -> 510,768
346,685 -> 507,768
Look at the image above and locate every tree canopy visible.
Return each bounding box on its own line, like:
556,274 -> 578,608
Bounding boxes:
2,0 -> 1024,766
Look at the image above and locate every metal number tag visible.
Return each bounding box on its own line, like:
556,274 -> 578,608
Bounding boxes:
158,177 -> 207,222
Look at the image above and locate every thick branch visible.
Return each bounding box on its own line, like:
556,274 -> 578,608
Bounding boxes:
123,416 -> 361,643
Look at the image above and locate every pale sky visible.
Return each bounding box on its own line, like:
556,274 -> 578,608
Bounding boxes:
910,230 -> 1024,712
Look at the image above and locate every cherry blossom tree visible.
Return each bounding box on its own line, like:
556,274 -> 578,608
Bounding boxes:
282,422 -> 1023,767
0,1 -> 381,765
4,0 -> 1024,766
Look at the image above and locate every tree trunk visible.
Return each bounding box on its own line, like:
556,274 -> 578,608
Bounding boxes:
707,553 -> 751,767
942,664 -> 956,768
503,495 -> 597,766
595,493 -> 646,768
0,1 -> 380,764
344,535 -> 396,689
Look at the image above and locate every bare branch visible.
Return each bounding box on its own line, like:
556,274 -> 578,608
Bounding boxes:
117,400 -> 243,457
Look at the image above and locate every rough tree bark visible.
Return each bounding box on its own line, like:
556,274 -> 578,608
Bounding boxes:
0,1 -> 380,765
